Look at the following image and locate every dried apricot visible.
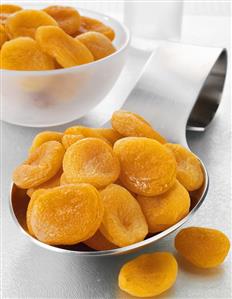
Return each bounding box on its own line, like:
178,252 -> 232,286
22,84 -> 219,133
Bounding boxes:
0,4 -> 22,25
13,141 -> 64,189
36,26 -> 94,68
75,16 -> 115,41
76,31 -> 116,60
63,138 -> 120,188
65,125 -> 106,139
175,227 -> 230,268
84,230 -> 117,251
118,252 -> 178,297
5,10 -> 58,39
29,131 -> 63,153
137,180 -> 190,233
165,143 -> 204,191
43,6 -> 80,35
93,128 -> 122,145
26,184 -> 104,245
112,110 -> 166,144
113,137 -> 176,196
0,24 -> 7,48
62,134 -> 84,150
26,169 -> 62,197
99,184 -> 148,247
1,37 -> 55,71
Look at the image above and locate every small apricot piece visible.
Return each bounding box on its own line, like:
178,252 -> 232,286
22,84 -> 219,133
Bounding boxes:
0,24 -> 8,48
13,141 -> 64,189
175,227 -> 230,268
63,138 -> 120,188
26,169 -> 62,197
84,230 -> 117,251
93,128 -> 122,145
99,184 -> 148,247
76,31 -> 116,60
137,180 -> 190,233
36,26 -> 94,68
118,252 -> 178,297
43,6 -> 80,35
62,134 -> 84,150
65,125 -> 106,139
165,143 -> 204,191
112,110 -> 166,144
5,10 -> 58,39
113,137 -> 176,196
29,131 -> 63,153
0,4 -> 22,25
76,16 -> 115,41
26,184 -> 104,245
1,37 -> 55,71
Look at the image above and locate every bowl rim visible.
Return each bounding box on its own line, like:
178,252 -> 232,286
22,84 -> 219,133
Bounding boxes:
1,8 -> 130,77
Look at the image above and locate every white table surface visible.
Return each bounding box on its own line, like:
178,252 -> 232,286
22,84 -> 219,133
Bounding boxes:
2,15 -> 231,299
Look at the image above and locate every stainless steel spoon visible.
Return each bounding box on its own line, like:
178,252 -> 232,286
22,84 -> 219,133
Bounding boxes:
10,42 -> 227,256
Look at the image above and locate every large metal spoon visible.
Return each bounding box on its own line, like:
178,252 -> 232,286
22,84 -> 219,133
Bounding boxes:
10,42 -> 227,256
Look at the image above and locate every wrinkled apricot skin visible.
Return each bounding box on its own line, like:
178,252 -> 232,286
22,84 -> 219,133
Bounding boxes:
1,37 -> 55,71
29,131 -> 63,153
76,31 -> 116,60
64,125 -> 109,143
13,141 -> 65,189
165,143 -> 204,191
26,184 -> 104,245
0,4 -> 22,25
175,227 -> 230,268
36,26 -> 94,68
112,110 -> 167,144
93,128 -> 122,144
137,180 -> 190,233
99,184 -> 148,247
113,137 -> 176,196
62,134 -> 84,150
118,252 -> 178,297
43,6 -> 80,35
75,16 -> 115,41
59,173 -> 69,185
26,169 -> 62,197
0,24 -> 8,48
5,10 -> 58,39
84,230 -> 117,251
63,138 -> 120,188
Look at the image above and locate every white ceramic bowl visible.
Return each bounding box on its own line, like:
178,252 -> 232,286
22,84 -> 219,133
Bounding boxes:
1,9 -> 130,127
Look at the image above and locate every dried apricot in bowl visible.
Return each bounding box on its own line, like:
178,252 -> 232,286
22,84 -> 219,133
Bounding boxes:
76,31 -> 116,60
93,128 -> 122,145
75,16 -> 115,41
99,184 -> 148,247
113,137 -> 176,196
36,25 -> 94,68
137,180 -> 190,233
1,37 -> 55,71
43,6 -> 81,35
0,24 -> 7,48
29,131 -> 63,153
63,138 -> 120,188
118,252 -> 178,297
26,184 -> 104,245
13,141 -> 64,189
5,9 -> 58,39
165,143 -> 204,191
112,110 -> 166,144
84,230 -> 117,251
175,227 -> 230,268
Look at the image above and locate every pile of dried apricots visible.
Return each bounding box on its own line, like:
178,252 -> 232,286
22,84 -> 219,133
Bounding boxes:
0,4 -> 116,70
12,109 -> 230,297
